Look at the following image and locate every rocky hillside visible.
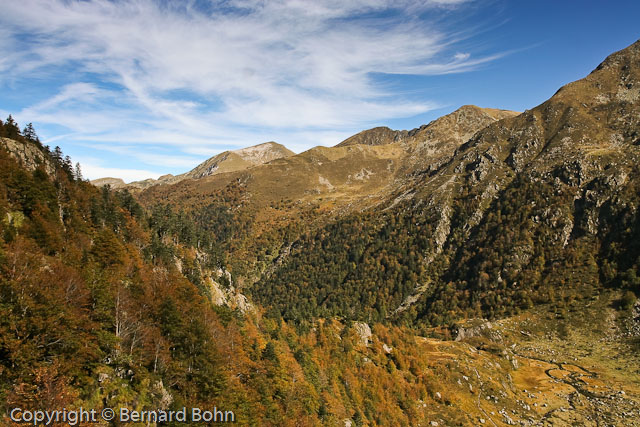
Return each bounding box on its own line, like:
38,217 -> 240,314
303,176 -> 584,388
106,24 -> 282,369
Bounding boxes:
247,39 -> 640,327
0,136 -> 56,176
134,104 -> 518,285
336,126 -> 404,147
184,141 -> 294,180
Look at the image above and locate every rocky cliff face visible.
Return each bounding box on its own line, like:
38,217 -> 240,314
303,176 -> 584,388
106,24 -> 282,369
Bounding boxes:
1,137 -> 56,176
432,38 -> 640,239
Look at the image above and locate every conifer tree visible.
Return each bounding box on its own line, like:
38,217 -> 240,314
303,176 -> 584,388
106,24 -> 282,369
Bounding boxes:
63,155 -> 73,173
22,123 -> 40,145
4,115 -> 20,139
53,146 -> 63,164
74,162 -> 83,181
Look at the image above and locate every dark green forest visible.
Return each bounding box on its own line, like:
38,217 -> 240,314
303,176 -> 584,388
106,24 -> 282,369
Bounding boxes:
256,162 -> 640,329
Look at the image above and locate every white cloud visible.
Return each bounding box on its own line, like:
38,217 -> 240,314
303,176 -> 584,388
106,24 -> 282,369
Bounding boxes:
77,161 -> 163,183
454,52 -> 471,61
0,0 -> 501,180
78,143 -> 204,169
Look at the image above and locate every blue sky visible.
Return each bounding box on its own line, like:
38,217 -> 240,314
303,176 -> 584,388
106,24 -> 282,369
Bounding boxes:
1,0 -> 639,182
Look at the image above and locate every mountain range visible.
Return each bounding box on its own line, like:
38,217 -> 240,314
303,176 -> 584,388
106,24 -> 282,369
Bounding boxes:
2,39 -> 640,425
95,40 -> 640,325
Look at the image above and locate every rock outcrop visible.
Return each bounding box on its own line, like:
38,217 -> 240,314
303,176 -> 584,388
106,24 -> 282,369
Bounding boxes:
1,137 -> 55,176
353,322 -> 372,346
206,270 -> 254,314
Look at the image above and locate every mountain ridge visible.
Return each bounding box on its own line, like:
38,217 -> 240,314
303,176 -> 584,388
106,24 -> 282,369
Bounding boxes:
91,140 -> 294,189
336,105 -> 518,149
92,105 -> 518,193
138,104 -> 518,202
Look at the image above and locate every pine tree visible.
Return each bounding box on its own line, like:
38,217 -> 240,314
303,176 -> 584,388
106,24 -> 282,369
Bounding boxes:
261,341 -> 279,364
4,115 -> 21,139
63,155 -> 73,173
53,146 -> 63,165
74,163 -> 83,181
22,123 -> 40,145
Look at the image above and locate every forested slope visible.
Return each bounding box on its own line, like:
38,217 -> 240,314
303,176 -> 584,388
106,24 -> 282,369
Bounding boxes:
254,40 -> 640,329
1,119 -> 546,426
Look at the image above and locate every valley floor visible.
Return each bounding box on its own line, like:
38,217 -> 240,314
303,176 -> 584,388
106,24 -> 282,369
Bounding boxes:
415,290 -> 640,426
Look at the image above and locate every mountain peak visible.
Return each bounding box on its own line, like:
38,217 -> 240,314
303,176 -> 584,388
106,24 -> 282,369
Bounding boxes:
594,38 -> 640,72
231,141 -> 293,164
456,105 -> 519,121
90,177 -> 127,188
406,105 -> 519,151
185,141 -> 294,180
335,106 -> 519,150
550,39 -> 640,106
335,127 -> 400,148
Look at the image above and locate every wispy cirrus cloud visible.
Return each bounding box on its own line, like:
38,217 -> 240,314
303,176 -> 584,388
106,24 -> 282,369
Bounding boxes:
0,0 -> 504,181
